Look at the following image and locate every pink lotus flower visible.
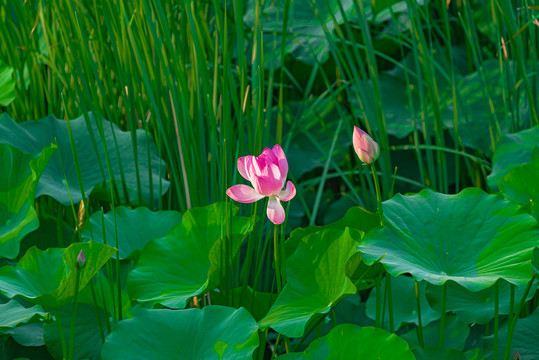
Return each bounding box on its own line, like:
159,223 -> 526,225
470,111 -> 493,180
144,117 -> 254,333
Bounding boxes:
353,126 -> 380,165
226,145 -> 296,224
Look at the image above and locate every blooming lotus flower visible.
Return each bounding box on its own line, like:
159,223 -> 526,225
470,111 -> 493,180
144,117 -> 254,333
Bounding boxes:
227,145 -> 296,224
76,250 -> 86,270
353,126 -> 380,165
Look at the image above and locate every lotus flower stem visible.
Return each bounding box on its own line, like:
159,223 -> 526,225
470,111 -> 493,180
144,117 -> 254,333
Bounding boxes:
494,281 -> 500,360
370,163 -> 383,226
89,281 -> 105,343
284,337 -> 291,353
280,202 -> 291,286
55,309 -> 67,359
271,334 -> 281,358
69,266 -> 82,360
375,275 -> 382,328
274,225 -> 283,293
508,284 -> 515,328
439,282 -> 447,348
240,202 -> 258,303
504,278 -> 534,360
112,214 -> 123,321
415,281 -> 424,348
386,275 -> 395,332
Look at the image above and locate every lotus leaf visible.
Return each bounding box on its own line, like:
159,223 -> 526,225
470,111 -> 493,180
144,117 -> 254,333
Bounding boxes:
0,241 -> 116,308
276,324 -> 415,359
0,300 -> 48,332
259,228 -> 358,338
0,143 -> 55,259
426,279 -> 538,324
44,303 -> 107,360
81,206 -> 181,260
359,188 -> 539,292
127,202 -> 253,308
101,306 -> 259,360
487,126 -> 539,190
0,113 -> 169,208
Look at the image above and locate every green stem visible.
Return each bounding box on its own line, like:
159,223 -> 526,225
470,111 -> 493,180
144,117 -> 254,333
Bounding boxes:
503,278 -> 534,360
89,281 -> 105,343
55,309 -> 67,360
508,284 -> 515,329
240,201 -> 258,304
292,313 -> 328,351
415,281 -> 424,348
386,275 -> 395,332
274,224 -> 282,293
69,269 -> 82,360
370,163 -> 383,226
271,334 -> 281,358
280,202 -> 291,289
494,281 -> 500,360
439,282 -> 447,348
375,274 -> 382,328
258,330 -> 268,360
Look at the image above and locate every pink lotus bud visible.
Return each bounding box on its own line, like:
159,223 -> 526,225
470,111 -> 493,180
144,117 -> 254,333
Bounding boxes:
226,144 -> 296,225
353,126 -> 380,165
76,250 -> 86,270
513,350 -> 520,360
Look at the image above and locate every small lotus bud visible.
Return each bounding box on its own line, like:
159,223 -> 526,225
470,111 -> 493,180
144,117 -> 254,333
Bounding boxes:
353,126 -> 380,165
513,350 -> 520,360
76,250 -> 86,270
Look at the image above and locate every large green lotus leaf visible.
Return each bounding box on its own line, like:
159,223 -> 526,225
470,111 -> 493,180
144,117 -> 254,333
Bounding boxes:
499,148 -> 539,221
0,143 -> 55,259
0,300 -> 48,333
359,188 -> 539,292
366,276 -> 439,331
259,228 -> 358,338
276,324 -> 414,360
244,0 -> 360,66
127,202 -> 253,309
101,306 -> 259,360
425,279 -> 538,325
7,323 -> 46,347
400,315 -> 470,351
0,113 -> 169,208
413,347 -> 466,360
0,241 -> 116,308
0,247 -> 65,308
81,206 -> 181,260
483,305 -> 539,359
44,302 -> 108,360
487,126 -> 539,190
0,60 -> 15,106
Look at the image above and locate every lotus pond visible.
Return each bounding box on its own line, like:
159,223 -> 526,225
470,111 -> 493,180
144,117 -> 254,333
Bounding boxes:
1,0 -> 539,359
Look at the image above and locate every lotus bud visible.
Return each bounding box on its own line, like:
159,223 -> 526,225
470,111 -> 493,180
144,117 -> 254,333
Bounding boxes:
513,350 -> 520,360
353,126 -> 380,165
76,250 -> 86,270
